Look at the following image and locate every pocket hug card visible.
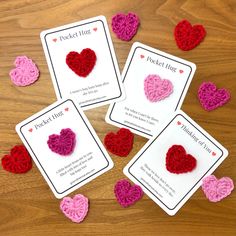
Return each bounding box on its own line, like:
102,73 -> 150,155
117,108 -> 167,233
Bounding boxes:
124,110 -> 228,215
106,42 -> 196,138
40,16 -> 124,110
16,98 -> 113,198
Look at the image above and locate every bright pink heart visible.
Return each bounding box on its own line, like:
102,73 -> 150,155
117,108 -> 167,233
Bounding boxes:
202,175 -> 234,202
60,194 -> 89,223
114,179 -> 143,207
47,128 -> 76,156
144,74 -> 173,102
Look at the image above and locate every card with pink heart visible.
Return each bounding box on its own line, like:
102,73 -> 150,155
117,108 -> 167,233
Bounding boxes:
15,97 -> 114,199
106,42 -> 196,138
40,16 -> 125,110
123,110 -> 228,215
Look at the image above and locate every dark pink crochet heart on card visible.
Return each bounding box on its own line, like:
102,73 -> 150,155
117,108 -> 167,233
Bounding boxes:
114,179 -> 143,207
47,128 -> 76,156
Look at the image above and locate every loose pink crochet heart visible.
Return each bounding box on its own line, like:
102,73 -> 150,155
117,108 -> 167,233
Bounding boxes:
47,128 -> 76,156
144,74 -> 173,102
60,194 -> 89,223
111,12 -> 140,41
202,175 -> 234,202
198,82 -> 230,111
114,179 -> 143,207
9,56 -> 39,86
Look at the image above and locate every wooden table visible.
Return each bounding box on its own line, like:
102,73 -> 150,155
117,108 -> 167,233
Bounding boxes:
0,0 -> 235,235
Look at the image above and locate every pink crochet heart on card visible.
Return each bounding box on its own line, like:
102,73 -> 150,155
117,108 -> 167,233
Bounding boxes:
9,56 -> 39,86
144,74 -> 173,102
114,179 -> 143,207
202,175 -> 234,202
198,82 -> 230,111
111,12 -> 140,41
60,194 -> 89,223
47,128 -> 76,156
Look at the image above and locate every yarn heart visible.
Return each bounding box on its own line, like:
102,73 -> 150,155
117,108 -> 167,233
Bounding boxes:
174,19 -> 206,51
9,56 -> 39,86
166,145 -> 197,174
104,128 -> 134,157
47,128 -> 76,156
114,179 -> 143,207
144,74 -> 173,102
60,194 -> 89,223
202,175 -> 234,202
66,48 -> 96,77
1,145 -> 32,174
111,12 -> 140,41
198,82 -> 230,111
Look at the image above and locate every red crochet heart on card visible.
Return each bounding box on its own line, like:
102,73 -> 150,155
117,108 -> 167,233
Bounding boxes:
166,145 -> 197,174
104,128 -> 134,157
1,145 -> 32,174
66,48 -> 96,77
174,20 -> 206,51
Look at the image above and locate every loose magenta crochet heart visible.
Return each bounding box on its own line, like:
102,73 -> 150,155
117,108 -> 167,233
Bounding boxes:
66,48 -> 96,77
166,145 -> 197,174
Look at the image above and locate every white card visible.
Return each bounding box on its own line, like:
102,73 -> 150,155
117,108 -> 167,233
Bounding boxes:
124,110 -> 228,215
40,16 -> 124,110
106,42 -> 196,138
16,98 -> 114,198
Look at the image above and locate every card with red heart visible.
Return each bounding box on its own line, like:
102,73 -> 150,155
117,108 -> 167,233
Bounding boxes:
15,97 -> 113,199
123,110 -> 228,216
106,42 -> 196,138
40,16 -> 125,110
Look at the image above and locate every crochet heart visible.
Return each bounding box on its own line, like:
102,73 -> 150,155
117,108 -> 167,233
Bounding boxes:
66,48 -> 96,77
198,82 -> 230,111
114,179 -> 143,207
202,175 -> 234,202
174,19 -> 206,51
104,128 -> 134,157
60,194 -> 89,223
144,74 -> 173,102
47,128 -> 76,156
9,56 -> 39,86
1,145 -> 32,174
166,145 -> 197,174
111,12 -> 140,41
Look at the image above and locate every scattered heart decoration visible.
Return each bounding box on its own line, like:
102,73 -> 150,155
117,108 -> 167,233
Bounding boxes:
114,179 -> 143,207
174,19 -> 206,51
9,56 -> 39,86
104,128 -> 134,157
111,12 -> 140,41
66,48 -> 96,77
144,74 -> 173,102
47,128 -> 76,156
166,145 -> 197,174
1,145 -> 32,174
202,175 -> 234,202
60,194 -> 89,223
53,38 -> 57,42
198,82 -> 230,111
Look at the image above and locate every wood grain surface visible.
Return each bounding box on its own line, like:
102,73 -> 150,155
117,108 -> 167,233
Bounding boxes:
0,0 -> 236,235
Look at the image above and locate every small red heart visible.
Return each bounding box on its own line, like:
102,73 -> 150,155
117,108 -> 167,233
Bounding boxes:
174,19 -> 206,51
93,27 -> 97,32
65,108 -> 69,112
177,121 -> 181,125
52,38 -> 57,42
104,128 -> 134,157
29,128 -> 33,132
66,48 -> 96,77
179,70 -> 184,74
166,145 -> 197,174
1,145 -> 32,174
140,55 -> 144,59
212,152 -> 216,156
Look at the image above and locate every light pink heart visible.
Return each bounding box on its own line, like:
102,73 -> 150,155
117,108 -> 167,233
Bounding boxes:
60,194 -> 89,223
144,74 -> 173,102
202,175 -> 234,202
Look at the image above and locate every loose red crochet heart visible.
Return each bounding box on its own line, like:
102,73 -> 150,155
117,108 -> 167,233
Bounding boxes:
1,145 -> 32,174
104,128 -> 134,157
166,145 -> 197,174
174,19 -> 206,51
66,48 -> 96,77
